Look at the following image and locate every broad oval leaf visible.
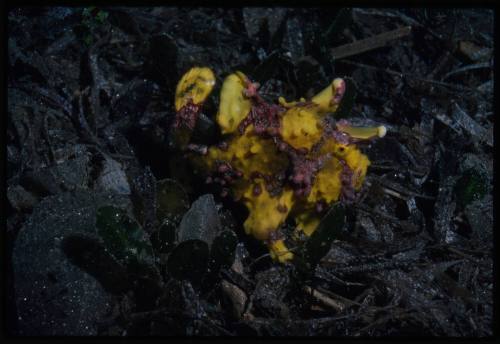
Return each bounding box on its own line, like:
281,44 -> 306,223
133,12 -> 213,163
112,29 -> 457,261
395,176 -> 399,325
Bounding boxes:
156,178 -> 190,223
150,219 -> 177,254
455,168 -> 488,207
209,230 -> 238,270
296,204 -> 346,270
177,194 -> 222,246
167,239 -> 210,283
96,206 -> 155,270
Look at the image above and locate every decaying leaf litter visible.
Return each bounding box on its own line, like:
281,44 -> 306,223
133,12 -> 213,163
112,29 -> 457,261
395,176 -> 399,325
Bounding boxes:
7,7 -> 493,336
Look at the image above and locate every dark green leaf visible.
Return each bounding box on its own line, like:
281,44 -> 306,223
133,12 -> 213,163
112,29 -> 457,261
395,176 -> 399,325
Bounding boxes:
156,178 -> 189,223
455,169 -> 488,207
96,206 -> 155,270
83,35 -> 93,46
96,10 -> 109,23
82,7 -> 95,18
151,219 -> 177,254
167,240 -> 210,283
296,204 -> 345,270
209,230 -> 238,270
202,230 -> 238,290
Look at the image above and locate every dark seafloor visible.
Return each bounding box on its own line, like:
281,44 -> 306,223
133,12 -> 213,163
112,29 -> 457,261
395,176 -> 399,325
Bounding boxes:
6,7 -> 494,336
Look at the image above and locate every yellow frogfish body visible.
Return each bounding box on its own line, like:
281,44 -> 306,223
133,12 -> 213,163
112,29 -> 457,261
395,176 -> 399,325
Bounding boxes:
173,67 -> 386,263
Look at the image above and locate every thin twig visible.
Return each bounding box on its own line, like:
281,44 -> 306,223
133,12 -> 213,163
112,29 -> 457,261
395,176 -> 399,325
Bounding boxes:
365,178 -> 435,200
381,186 -> 407,200
442,61 -> 492,81
338,60 -> 486,95
353,8 -> 444,43
317,286 -> 363,307
304,285 -> 346,312
446,247 -> 491,268
315,268 -> 367,288
246,312 -> 364,328
331,26 -> 412,60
